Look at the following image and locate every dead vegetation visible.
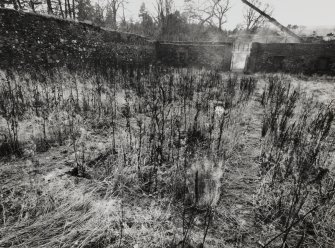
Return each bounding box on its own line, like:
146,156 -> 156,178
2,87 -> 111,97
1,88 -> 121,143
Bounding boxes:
0,69 -> 334,247
257,75 -> 335,247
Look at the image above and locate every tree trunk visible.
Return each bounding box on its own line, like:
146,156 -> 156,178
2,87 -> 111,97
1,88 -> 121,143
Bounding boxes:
64,0 -> 68,18
46,0 -> 53,14
30,0 -> 36,12
69,0 -> 72,18
12,0 -> 18,10
72,0 -> 75,19
112,5 -> 117,29
58,0 -> 64,18
66,0 -> 72,18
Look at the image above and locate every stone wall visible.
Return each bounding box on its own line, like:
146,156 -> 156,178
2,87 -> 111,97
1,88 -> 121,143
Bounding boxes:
155,41 -> 233,71
8,8 -> 335,75
0,8 -> 235,72
0,8 -> 155,72
246,42 -> 335,75
0,8 -> 236,72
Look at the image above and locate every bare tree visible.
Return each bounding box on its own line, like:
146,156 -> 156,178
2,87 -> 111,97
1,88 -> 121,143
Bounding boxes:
46,0 -> 53,14
185,0 -> 231,31
72,0 -> 75,18
153,0 -> 174,36
64,0 -> 68,17
11,0 -> 20,9
154,0 -> 173,25
28,0 -> 42,12
211,0 -> 231,31
67,0 -> 72,18
57,0 -> 64,18
105,0 -> 128,29
64,0 -> 71,18
243,0 -> 272,31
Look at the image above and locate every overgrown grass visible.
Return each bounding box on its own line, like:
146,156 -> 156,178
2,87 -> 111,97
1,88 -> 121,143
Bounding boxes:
0,67 -> 258,247
257,75 -> 335,247
2,69 -> 335,247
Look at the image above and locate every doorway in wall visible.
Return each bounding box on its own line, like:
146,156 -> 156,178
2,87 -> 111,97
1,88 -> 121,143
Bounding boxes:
231,42 -> 251,71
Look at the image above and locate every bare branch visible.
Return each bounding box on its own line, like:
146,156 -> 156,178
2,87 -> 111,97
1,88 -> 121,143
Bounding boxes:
185,0 -> 231,31
242,0 -> 273,31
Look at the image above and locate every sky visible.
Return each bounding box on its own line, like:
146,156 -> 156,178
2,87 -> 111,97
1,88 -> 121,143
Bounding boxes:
122,0 -> 335,30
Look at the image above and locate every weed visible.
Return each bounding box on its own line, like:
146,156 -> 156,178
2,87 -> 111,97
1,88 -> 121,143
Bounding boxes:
258,75 -> 335,247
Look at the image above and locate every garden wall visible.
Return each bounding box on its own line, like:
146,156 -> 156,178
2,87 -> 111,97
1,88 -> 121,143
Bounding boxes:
0,8 -> 155,72
246,42 -> 335,75
155,41 -> 233,71
8,8 -> 335,75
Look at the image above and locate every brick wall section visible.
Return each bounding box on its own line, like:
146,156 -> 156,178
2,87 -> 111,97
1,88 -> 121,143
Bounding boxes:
155,42 -> 233,71
246,42 -> 335,75
0,8 -> 155,71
